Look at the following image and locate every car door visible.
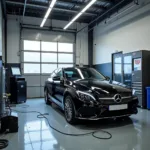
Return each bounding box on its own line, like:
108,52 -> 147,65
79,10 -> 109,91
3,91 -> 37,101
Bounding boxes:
53,69 -> 65,104
46,69 -> 58,97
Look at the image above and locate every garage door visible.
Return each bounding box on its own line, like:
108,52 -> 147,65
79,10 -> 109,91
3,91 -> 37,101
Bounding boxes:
21,30 -> 75,98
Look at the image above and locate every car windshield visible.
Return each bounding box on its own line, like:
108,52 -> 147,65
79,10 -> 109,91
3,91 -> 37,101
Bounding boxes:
64,68 -> 106,80
80,68 -> 106,80
64,68 -> 81,81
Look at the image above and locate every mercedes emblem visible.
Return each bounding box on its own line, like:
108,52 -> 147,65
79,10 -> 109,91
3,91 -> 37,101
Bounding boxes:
114,94 -> 122,103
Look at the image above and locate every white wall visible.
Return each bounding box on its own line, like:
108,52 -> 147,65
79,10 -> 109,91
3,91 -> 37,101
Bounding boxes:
7,15 -> 88,65
93,0 -> 150,65
76,23 -> 88,65
7,17 -> 20,63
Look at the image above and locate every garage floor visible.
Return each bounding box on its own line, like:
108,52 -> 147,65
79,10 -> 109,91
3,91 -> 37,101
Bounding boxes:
3,99 -> 150,150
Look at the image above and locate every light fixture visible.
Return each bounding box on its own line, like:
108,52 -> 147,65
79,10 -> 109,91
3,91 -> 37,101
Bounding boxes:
50,0 -> 57,7
81,0 -> 97,13
45,7 -> 52,19
40,0 -> 57,27
40,18 -> 47,28
64,0 -> 97,30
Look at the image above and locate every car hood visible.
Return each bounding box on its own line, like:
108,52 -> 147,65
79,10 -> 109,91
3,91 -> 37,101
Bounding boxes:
73,79 -> 131,95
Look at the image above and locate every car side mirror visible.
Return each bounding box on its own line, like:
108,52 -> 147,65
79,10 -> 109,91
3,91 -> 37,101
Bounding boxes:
105,76 -> 110,81
53,76 -> 60,81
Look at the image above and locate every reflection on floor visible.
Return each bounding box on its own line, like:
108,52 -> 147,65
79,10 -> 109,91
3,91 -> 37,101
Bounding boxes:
2,99 -> 150,150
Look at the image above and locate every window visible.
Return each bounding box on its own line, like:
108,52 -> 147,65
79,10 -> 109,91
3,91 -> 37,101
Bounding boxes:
124,56 -> 132,74
24,40 -> 40,51
22,40 -> 74,74
80,68 -> 106,80
42,64 -> 57,74
115,57 -> 122,63
58,43 -> 73,52
51,68 -> 61,77
41,53 -> 57,62
41,42 -> 57,52
124,64 -> 132,74
64,68 -> 81,80
24,52 -> 40,62
58,64 -> 73,68
58,54 -> 73,63
114,64 -> 122,74
24,64 -> 40,74
56,70 -> 62,77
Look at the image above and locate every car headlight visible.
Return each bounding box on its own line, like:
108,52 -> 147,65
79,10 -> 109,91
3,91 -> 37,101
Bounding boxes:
76,91 -> 96,102
132,89 -> 136,95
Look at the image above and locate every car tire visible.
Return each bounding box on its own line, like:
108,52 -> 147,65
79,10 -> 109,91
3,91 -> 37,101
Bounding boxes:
64,95 -> 77,124
44,89 -> 52,105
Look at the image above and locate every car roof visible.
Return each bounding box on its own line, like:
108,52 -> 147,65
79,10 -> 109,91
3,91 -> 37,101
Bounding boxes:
62,67 -> 89,70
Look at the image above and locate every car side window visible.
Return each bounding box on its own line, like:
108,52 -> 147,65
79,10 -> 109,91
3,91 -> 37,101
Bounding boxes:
51,68 -> 59,78
56,70 -> 62,77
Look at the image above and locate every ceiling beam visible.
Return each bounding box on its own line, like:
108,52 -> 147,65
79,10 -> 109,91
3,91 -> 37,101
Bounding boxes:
97,0 -> 113,4
7,9 -> 90,23
57,0 -> 107,11
77,0 -> 133,33
6,1 -> 97,16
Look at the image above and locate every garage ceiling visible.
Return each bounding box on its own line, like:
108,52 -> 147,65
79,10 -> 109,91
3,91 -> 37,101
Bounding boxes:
5,0 -> 134,24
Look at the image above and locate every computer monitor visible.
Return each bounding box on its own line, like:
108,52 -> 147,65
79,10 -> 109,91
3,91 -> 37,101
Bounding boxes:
11,67 -> 21,76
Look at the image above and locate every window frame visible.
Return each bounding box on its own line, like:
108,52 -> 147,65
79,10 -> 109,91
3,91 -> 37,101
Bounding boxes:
21,40 -> 75,75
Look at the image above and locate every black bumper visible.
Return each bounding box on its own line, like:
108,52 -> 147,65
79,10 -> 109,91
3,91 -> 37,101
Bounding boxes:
76,99 -> 138,120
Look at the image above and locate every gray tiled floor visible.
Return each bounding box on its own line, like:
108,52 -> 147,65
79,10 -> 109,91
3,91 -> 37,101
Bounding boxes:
2,99 -> 150,150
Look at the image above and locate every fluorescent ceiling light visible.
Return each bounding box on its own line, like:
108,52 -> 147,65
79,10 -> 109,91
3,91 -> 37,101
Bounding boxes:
40,18 -> 47,27
64,13 -> 82,30
64,0 -> 97,30
81,0 -> 97,13
64,22 -> 73,30
50,0 -> 57,8
71,12 -> 82,22
40,0 -> 57,27
45,7 -> 52,19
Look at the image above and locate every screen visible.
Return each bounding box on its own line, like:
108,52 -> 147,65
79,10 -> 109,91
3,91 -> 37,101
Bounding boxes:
134,58 -> 141,71
11,67 -> 21,75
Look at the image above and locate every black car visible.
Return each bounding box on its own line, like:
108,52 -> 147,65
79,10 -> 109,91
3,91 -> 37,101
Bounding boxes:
44,67 -> 138,124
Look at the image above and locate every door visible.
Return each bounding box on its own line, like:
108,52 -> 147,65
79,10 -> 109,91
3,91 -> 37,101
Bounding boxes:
112,52 -> 123,83
47,69 -> 58,97
53,69 -> 65,103
123,53 -> 132,87
21,39 -> 74,98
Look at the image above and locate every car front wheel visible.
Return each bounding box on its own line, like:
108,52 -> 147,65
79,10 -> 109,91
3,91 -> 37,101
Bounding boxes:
44,89 -> 52,105
64,95 -> 77,124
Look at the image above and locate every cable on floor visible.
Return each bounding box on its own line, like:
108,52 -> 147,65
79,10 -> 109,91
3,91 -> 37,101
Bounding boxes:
0,132 -> 9,149
10,108 -> 112,140
0,139 -> 9,149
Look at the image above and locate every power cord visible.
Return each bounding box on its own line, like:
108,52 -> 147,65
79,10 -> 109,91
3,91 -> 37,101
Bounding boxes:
10,108 -> 112,140
0,139 -> 9,149
0,132 -> 9,149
